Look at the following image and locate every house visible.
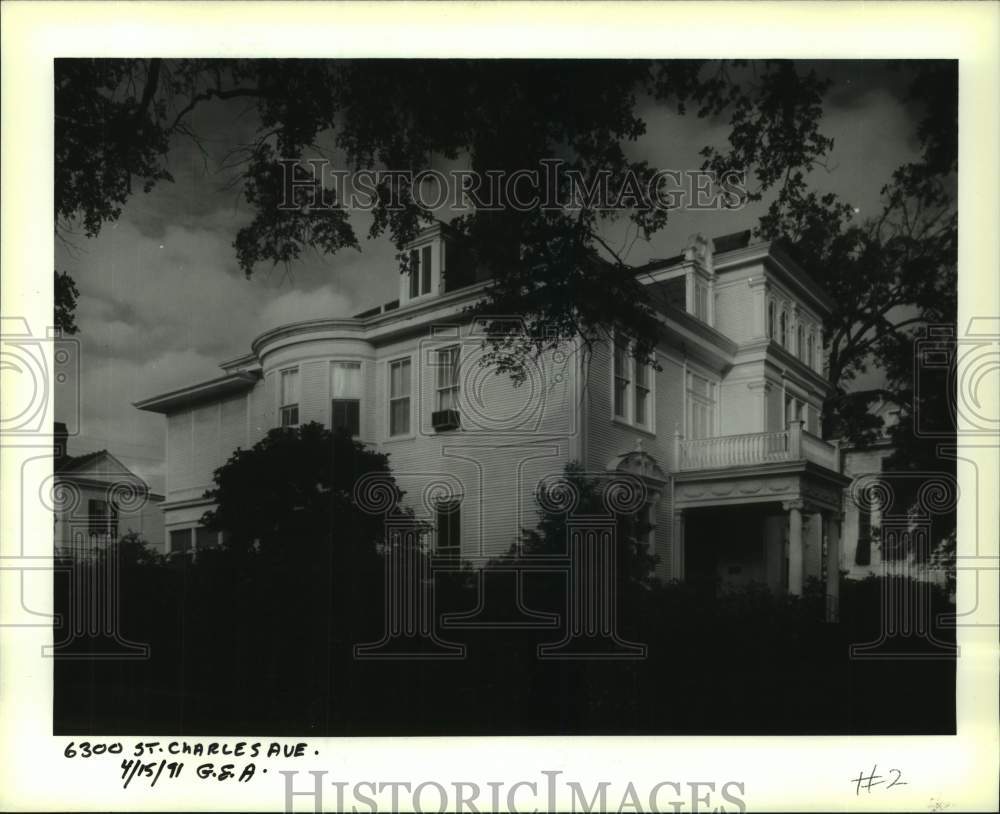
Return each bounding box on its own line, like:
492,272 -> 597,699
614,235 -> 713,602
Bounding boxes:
53,422 -> 166,555
838,400 -> 952,589
839,399 -> 900,579
135,226 -> 851,600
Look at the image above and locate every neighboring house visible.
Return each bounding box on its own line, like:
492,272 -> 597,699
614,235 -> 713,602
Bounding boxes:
136,227 -> 850,599
53,423 -> 166,555
839,399 -> 899,580
839,401 -> 951,588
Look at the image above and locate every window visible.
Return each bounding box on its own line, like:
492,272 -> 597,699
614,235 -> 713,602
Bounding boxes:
408,245 -> 433,298
332,361 -> 362,436
634,358 -> 650,427
88,499 -> 118,538
435,346 -> 460,411
785,396 -> 804,426
686,371 -> 717,439
779,309 -> 788,347
855,507 -> 872,566
195,527 -> 218,551
807,332 -> 815,368
280,368 -> 299,427
169,528 -> 192,554
612,336 -> 654,429
767,300 -> 775,339
613,337 -> 631,419
435,499 -> 461,560
796,324 -> 804,359
388,358 -> 412,436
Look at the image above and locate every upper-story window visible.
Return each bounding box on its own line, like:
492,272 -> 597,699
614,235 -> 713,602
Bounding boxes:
280,368 -> 299,427
686,371 -> 717,439
409,245 -> 433,299
611,336 -> 654,430
613,337 -> 631,420
388,358 -> 412,437
332,361 -> 362,436
634,358 -> 651,427
796,324 -> 804,359
435,346 -> 460,411
767,300 -> 776,340
779,309 -> 788,348
807,332 -> 815,369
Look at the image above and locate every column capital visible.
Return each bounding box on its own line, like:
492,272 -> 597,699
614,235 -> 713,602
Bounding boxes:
782,499 -> 805,512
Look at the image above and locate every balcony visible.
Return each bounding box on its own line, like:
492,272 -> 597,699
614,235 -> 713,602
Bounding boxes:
675,421 -> 839,472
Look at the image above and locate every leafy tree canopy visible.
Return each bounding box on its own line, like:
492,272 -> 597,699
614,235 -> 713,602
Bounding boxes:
55,59 -> 956,451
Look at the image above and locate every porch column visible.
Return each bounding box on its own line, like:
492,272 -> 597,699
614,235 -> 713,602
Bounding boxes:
784,500 -> 804,595
825,512 -> 842,622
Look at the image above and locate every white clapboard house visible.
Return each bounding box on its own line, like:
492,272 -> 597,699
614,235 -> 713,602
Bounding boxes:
136,227 -> 854,598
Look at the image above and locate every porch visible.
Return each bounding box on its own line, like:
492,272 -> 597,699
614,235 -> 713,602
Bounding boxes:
671,436 -> 851,615
674,420 -> 839,472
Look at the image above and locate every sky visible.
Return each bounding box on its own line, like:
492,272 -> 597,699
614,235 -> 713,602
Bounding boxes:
54,60 -> 930,493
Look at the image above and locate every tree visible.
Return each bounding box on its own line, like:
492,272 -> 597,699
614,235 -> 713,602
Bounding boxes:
54,271 -> 79,335
199,422 -> 424,662
202,421 -> 405,558
55,58 -> 837,375
496,462 -> 659,591
55,59 -> 957,446
747,61 -> 957,443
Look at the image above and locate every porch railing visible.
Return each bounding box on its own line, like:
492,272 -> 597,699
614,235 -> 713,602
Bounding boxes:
675,421 -> 839,472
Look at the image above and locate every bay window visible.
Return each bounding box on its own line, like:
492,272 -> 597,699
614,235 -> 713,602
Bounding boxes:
332,361 -> 362,436
279,368 -> 299,427
388,358 -> 412,437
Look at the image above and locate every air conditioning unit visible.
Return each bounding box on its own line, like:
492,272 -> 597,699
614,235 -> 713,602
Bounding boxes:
431,409 -> 461,432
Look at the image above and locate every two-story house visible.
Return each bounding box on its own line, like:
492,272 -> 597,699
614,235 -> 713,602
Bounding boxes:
135,226 -> 850,601
52,422 -> 166,555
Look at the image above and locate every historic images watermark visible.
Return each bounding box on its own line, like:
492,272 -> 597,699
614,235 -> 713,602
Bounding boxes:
282,769 -> 747,813
277,159 -> 748,214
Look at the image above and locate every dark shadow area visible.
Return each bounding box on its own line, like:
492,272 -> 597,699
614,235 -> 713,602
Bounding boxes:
53,559 -> 955,737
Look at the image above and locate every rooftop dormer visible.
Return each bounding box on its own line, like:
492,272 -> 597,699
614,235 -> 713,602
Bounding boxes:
398,223 -> 480,307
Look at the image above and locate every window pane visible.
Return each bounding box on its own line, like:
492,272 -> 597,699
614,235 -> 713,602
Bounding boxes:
635,387 -> 648,425
280,405 -> 298,427
409,249 -> 419,298
437,347 -> 459,388
436,500 -> 460,558
332,399 -> 360,436
170,529 -> 192,554
421,245 -> 432,294
390,398 -> 410,436
634,360 -> 648,388
390,359 -> 411,398
613,338 -> 630,418
332,362 -> 361,398
195,527 -> 217,551
280,369 -> 298,405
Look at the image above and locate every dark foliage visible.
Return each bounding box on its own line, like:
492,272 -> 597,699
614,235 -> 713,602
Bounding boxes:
54,539 -> 955,736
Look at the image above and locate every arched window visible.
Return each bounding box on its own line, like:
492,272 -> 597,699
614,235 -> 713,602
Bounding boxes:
767,300 -> 775,339
779,309 -> 787,347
